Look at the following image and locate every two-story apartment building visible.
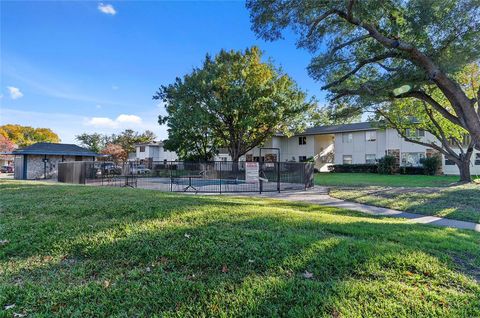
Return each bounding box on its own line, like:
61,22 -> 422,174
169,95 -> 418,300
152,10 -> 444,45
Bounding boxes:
137,124 -> 479,176
133,141 -> 178,163
246,122 -> 480,176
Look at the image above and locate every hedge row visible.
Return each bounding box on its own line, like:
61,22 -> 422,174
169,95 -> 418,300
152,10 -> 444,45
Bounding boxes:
328,164 -> 378,173
328,155 -> 442,176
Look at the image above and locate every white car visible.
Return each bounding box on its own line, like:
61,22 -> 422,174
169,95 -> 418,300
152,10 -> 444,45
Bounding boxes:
131,165 -> 151,174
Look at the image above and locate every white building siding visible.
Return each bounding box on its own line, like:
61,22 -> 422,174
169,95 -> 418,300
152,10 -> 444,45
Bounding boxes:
442,149 -> 480,176
135,144 -> 178,162
334,130 -> 386,164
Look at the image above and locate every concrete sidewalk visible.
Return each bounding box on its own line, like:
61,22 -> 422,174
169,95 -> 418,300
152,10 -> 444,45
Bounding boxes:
227,187 -> 480,232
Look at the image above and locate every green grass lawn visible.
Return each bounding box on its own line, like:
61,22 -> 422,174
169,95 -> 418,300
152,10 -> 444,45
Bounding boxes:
1,181 -> 480,317
330,185 -> 480,224
315,173 -> 465,187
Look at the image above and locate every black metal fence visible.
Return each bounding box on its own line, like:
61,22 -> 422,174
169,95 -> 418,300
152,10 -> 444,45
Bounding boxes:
59,160 -> 314,193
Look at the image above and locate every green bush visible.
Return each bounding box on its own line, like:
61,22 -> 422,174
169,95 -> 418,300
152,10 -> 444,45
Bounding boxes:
421,156 -> 442,175
377,155 -> 397,175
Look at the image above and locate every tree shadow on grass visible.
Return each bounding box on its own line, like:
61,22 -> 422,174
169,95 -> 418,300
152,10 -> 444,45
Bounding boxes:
2,208 -> 480,316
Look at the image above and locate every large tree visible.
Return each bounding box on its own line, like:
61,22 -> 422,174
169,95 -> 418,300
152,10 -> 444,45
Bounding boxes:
75,133 -> 110,153
247,0 -> 480,148
155,46 -> 315,162
376,63 -> 479,182
111,129 -> 156,154
0,124 -> 60,147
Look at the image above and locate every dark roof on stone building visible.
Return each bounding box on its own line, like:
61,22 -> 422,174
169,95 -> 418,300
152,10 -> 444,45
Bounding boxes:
12,143 -> 100,156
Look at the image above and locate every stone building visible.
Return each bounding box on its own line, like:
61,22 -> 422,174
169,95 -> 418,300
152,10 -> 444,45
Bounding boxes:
13,142 -> 100,180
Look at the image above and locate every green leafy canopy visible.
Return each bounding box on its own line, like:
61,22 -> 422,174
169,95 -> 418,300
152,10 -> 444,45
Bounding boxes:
247,0 -> 480,147
154,46 -> 316,161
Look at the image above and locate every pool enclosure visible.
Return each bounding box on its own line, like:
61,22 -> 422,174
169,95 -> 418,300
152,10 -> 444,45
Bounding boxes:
58,161 -> 315,193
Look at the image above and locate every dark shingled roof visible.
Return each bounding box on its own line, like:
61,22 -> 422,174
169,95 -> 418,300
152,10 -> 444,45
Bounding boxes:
300,122 -> 380,136
12,143 -> 100,156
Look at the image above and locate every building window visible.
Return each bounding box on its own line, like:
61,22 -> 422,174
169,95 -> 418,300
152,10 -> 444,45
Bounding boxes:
406,128 -> 425,138
475,153 -> 480,165
298,136 -> 307,145
342,133 -> 353,143
75,156 -> 82,161
343,155 -> 353,164
299,156 -> 307,162
401,152 -> 425,166
445,158 -> 455,166
365,130 -> 377,141
365,154 -> 376,164
139,146 -> 145,152
449,134 -> 472,148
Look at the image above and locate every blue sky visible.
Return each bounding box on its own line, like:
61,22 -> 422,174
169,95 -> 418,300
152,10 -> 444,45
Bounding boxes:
1,1 -> 326,143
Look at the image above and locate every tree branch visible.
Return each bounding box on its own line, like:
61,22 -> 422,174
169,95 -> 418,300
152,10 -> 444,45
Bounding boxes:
378,109 -> 455,158
394,90 -> 462,126
322,52 -> 398,89
307,10 -> 336,38
376,62 -> 400,72
332,8 -> 473,120
347,0 -> 356,20
329,34 -> 370,56
422,102 -> 461,157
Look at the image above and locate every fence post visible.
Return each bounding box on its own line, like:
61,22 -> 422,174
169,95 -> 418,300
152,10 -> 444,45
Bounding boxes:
277,162 -> 280,192
219,161 -> 222,194
259,162 -> 263,194
169,161 -> 172,192
304,163 -> 307,191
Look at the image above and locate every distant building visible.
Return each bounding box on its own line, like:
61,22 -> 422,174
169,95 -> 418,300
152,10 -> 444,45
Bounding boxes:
13,142 -> 100,180
133,141 -> 178,164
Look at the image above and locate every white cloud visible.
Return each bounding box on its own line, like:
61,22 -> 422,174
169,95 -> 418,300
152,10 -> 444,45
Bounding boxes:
116,114 -> 142,124
7,86 -> 23,99
86,117 -> 117,128
85,114 -> 143,128
98,3 -> 116,15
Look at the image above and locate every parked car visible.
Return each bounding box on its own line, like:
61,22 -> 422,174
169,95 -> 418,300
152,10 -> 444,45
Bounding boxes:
1,166 -> 14,173
131,164 -> 151,174
101,162 -> 122,175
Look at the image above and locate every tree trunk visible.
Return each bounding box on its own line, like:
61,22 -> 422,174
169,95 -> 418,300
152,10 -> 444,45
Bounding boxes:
457,159 -> 472,183
229,148 -> 240,175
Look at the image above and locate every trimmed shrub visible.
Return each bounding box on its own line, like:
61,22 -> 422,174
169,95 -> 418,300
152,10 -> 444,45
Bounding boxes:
399,166 -> 425,175
377,155 -> 396,175
328,164 -> 378,173
420,156 -> 442,175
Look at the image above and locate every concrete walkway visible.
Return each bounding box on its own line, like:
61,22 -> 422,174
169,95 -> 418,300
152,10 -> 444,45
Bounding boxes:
227,187 -> 480,232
